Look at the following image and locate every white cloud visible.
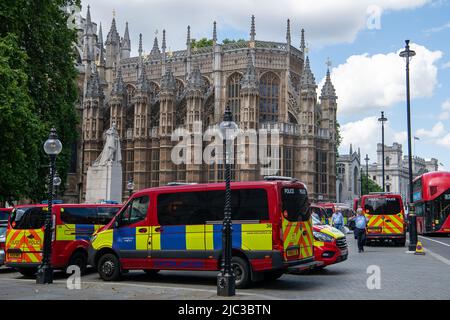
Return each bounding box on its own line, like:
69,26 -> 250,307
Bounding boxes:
85,0 -> 430,54
437,133 -> 450,149
438,99 -> 450,120
320,44 -> 442,115
415,121 -> 446,138
339,116 -> 407,161
442,61 -> 450,69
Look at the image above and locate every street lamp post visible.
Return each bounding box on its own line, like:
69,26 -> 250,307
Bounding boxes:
53,172 -> 61,199
378,111 -> 387,192
400,40 -> 417,252
127,178 -> 135,198
364,154 -> 370,195
36,128 -> 62,284
217,105 -> 238,297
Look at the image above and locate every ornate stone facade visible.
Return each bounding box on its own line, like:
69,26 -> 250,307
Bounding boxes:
67,9 -> 338,202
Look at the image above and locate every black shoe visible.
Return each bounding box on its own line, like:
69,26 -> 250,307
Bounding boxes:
358,249 -> 362,253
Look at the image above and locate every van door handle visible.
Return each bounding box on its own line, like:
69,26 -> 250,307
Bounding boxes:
155,227 -> 163,232
138,228 -> 148,233
385,220 -> 391,223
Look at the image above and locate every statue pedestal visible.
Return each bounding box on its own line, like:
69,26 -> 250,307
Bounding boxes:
85,162 -> 122,203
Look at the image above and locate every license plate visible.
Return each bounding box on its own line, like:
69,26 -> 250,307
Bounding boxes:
287,249 -> 299,257
8,252 -> 21,259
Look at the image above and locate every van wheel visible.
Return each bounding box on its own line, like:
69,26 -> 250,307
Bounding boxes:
143,269 -> 160,276
68,251 -> 87,275
232,256 -> 251,289
18,268 -> 37,278
98,253 -> 121,281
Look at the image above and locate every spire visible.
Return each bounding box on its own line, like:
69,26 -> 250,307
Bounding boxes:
186,63 -> 203,92
300,56 -> 317,90
162,29 -> 166,52
106,14 -> 119,44
213,21 -> 217,44
161,61 -> 176,91
86,67 -> 104,99
350,144 -> 353,155
250,15 -> 256,42
85,5 -> 93,35
186,25 -> 191,47
150,36 -> 161,58
320,61 -> 337,99
300,28 -> 306,53
136,63 -> 148,92
122,22 -> 131,49
98,22 -> 103,45
286,19 -> 291,47
98,23 -> 105,65
138,33 -> 143,57
111,66 -> 125,96
241,50 -> 258,90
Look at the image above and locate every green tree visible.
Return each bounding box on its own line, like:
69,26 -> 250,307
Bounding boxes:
0,0 -> 80,201
0,35 -> 45,205
191,38 -> 213,48
222,38 -> 246,45
361,174 -> 383,195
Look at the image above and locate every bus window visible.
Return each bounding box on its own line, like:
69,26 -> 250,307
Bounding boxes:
9,207 -> 46,229
364,197 -> 401,215
281,188 -> 309,222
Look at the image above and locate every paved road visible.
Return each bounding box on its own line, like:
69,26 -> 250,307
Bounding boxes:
418,234 -> 450,261
0,234 -> 449,300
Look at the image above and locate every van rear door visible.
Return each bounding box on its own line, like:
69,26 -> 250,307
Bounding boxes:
281,187 -> 313,261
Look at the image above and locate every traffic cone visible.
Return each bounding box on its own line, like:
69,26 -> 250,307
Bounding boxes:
415,241 -> 425,255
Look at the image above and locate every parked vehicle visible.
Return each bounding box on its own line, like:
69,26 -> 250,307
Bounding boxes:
5,203 -> 121,276
360,193 -> 406,246
311,215 -> 348,268
0,208 -> 12,223
0,222 -> 7,266
88,178 -> 315,288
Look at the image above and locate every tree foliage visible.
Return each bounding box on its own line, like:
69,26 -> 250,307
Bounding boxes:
361,174 -> 383,195
0,0 -> 80,202
222,38 -> 246,45
191,38 -> 213,48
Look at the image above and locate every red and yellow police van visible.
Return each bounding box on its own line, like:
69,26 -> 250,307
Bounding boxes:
360,193 -> 406,246
88,178 -> 314,288
5,203 -> 121,276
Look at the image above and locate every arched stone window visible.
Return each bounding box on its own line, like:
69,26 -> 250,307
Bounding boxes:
259,72 -> 279,123
149,81 -> 160,101
227,73 -> 242,122
175,79 -> 185,100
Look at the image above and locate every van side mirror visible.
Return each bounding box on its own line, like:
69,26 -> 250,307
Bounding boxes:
114,219 -> 120,228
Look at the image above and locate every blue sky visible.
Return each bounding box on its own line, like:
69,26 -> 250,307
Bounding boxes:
82,0 -> 450,169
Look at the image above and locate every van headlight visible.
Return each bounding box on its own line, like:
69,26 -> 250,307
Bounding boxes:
313,231 -> 334,242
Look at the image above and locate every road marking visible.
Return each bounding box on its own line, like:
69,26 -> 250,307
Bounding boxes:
423,248 -> 450,267
0,278 -> 280,300
419,235 -> 450,247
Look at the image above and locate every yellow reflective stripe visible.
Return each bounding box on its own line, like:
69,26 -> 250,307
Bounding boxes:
91,229 -> 113,250
205,224 -> 214,250
314,241 -> 324,247
186,225 -> 205,250
151,226 -> 161,250
135,227 -> 149,250
56,224 -> 76,241
241,223 -> 272,251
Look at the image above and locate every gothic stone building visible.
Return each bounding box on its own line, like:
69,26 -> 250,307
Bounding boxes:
66,8 -> 338,203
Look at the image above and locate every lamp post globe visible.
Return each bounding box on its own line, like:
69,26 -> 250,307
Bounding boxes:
37,128 -> 62,284
127,178 -> 135,197
217,105 -> 237,297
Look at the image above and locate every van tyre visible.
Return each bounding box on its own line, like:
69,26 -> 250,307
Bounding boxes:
18,268 -> 37,278
98,253 -> 121,281
231,256 -> 251,289
68,251 -> 87,275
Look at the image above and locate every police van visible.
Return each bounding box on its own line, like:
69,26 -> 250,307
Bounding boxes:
88,177 -> 314,288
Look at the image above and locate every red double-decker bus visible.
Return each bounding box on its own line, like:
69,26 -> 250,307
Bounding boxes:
413,171 -> 450,234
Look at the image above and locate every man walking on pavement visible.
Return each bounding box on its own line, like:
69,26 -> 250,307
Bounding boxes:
332,209 -> 344,233
354,208 -> 368,253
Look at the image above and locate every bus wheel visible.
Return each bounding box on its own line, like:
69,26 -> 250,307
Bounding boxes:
68,251 -> 87,275
231,256 -> 251,289
143,269 -> 160,276
98,253 -> 121,281
18,268 -> 37,278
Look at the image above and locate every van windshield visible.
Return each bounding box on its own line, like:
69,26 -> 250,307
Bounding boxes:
281,187 -> 310,222
9,207 -> 46,229
364,197 -> 401,215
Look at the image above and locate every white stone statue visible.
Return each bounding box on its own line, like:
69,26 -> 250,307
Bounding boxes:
94,123 -> 121,166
